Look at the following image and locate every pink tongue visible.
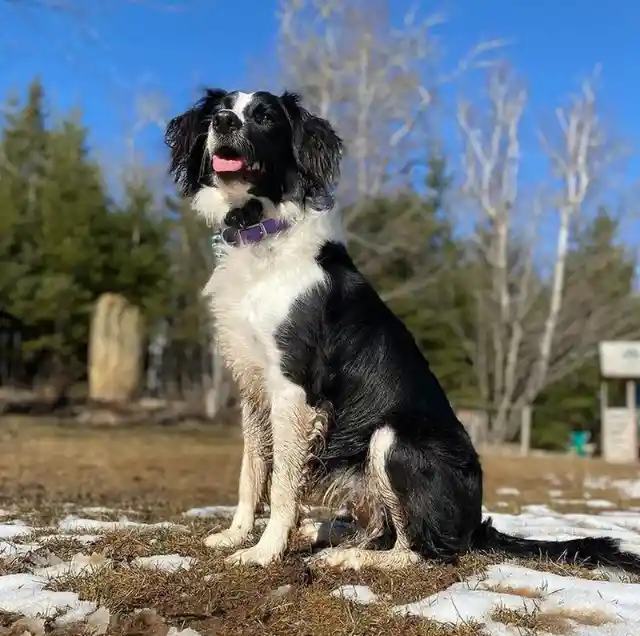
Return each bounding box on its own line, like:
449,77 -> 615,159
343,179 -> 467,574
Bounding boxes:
213,155 -> 244,172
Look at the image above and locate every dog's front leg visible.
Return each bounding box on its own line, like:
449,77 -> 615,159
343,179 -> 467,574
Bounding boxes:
205,373 -> 271,550
226,380 -> 312,567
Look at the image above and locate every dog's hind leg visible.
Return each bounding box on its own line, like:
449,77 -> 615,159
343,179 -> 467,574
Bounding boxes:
310,421 -> 483,571
226,379 -> 327,566
309,426 -> 422,571
205,369 -> 272,550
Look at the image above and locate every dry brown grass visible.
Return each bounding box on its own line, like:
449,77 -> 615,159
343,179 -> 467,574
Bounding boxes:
491,604 -> 614,635
484,584 -> 545,599
491,605 -> 571,635
2,416 -> 639,520
0,417 -> 242,520
45,529 -> 492,636
1,416 -> 639,635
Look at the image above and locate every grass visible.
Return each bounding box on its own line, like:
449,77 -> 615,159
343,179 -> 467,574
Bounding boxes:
0,415 -> 639,635
490,605 -> 614,635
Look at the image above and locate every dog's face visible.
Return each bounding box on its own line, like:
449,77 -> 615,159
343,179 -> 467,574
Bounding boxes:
165,89 -> 343,224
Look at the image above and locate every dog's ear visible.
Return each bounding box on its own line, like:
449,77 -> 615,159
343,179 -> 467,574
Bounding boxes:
281,91 -> 343,200
165,88 -> 227,195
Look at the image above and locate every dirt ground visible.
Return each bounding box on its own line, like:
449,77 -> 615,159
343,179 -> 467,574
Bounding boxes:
1,416 -> 640,636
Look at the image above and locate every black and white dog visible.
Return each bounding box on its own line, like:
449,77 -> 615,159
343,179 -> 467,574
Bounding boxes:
165,88 -> 640,573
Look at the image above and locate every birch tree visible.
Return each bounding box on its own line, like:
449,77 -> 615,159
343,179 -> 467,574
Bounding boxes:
457,65 -> 640,442
276,0 -> 501,288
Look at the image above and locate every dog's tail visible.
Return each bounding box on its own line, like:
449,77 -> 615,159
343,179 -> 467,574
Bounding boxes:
471,517 -> 640,574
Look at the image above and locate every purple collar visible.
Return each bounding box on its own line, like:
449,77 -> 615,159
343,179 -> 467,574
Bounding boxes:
218,218 -> 290,247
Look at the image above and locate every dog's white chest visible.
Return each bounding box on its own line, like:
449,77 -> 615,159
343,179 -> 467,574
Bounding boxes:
205,243 -> 325,369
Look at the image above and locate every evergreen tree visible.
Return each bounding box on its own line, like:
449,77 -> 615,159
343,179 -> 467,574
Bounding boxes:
0,79 -> 48,311
0,79 -> 172,390
95,177 -> 172,323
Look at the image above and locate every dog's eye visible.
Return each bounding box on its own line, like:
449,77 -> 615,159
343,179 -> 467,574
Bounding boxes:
254,110 -> 274,126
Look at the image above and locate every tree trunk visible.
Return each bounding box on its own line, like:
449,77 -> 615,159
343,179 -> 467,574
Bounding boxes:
88,293 -> 144,404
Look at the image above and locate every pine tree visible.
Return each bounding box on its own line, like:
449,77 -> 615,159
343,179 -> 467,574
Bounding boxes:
0,79 -> 172,392
0,79 -> 49,312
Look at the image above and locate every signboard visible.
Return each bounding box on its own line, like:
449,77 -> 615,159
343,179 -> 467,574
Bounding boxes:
602,407 -> 638,464
599,341 -> 640,379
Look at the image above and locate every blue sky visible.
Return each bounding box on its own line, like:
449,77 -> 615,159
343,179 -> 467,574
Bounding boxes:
1,0 -> 639,225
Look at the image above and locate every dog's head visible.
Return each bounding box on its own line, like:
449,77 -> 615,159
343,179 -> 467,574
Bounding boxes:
164,89 -> 343,225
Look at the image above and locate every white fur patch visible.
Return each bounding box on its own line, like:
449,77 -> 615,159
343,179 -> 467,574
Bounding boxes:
231,92 -> 254,123
192,184 -> 253,226
198,184 -> 346,565
203,207 -> 340,373
215,91 -> 254,124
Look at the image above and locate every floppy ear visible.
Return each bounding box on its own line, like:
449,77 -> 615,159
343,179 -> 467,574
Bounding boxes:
165,88 -> 227,196
281,91 -> 343,201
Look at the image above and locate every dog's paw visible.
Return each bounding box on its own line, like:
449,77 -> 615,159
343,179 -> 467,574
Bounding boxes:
225,543 -> 283,567
204,529 -> 249,550
307,547 -> 364,571
298,519 -> 357,546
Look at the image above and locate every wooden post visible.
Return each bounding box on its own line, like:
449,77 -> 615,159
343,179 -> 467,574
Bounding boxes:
520,405 -> 532,456
628,379 -> 638,461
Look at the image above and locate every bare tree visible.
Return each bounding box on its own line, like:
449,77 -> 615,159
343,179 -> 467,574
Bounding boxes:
457,65 -> 640,442
276,0 -> 502,290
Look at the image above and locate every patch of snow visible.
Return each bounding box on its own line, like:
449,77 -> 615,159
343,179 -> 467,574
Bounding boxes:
332,585 -> 382,604
183,505 -> 238,517
393,563 -> 640,635
58,516 -> 186,533
485,507 -> 640,555
584,476 -> 640,500
168,628 -> 202,636
495,487 -> 520,496
33,552 -> 110,579
0,523 -> 34,539
56,604 -> 110,634
133,554 -> 195,572
0,540 -> 41,558
0,572 -> 97,618
586,499 -> 616,509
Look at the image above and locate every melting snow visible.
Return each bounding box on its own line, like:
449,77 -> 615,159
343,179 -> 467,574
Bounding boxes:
133,554 -> 195,572
584,475 -> 640,499
0,523 -> 34,539
392,563 -> 640,635
183,505 -> 239,517
335,564 -> 640,634
0,571 -> 96,618
57,516 -> 186,533
586,499 -> 616,509
1,506 -> 640,634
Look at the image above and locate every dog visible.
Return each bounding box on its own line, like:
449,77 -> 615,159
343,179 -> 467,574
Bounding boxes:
164,88 -> 640,573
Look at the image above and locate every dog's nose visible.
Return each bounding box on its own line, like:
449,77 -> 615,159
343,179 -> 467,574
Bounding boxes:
213,110 -> 242,134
